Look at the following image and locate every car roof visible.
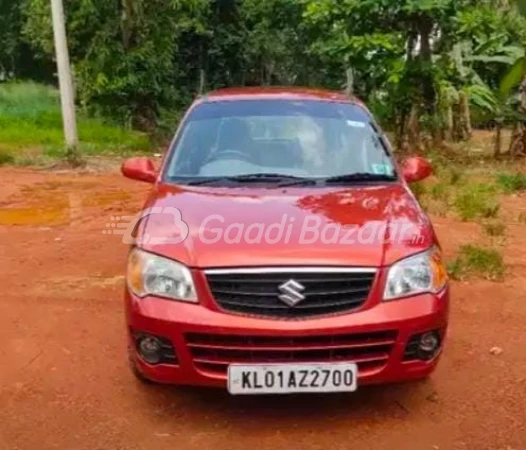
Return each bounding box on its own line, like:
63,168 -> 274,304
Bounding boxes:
199,86 -> 364,105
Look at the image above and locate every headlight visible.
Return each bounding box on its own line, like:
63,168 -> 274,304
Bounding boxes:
127,248 -> 197,302
384,247 -> 448,300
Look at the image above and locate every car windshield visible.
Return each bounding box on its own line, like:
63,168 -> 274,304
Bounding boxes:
165,99 -> 395,183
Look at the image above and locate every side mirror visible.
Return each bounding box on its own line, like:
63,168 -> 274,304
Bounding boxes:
402,157 -> 433,183
121,157 -> 157,183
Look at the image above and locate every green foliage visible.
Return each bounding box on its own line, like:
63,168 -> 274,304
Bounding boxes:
430,183 -> 450,200
496,172 -> 526,192
23,0 -> 210,127
0,0 -> 526,141
516,0 -> 526,18
448,244 -> 505,281
500,56 -> 526,98
465,83 -> 498,114
240,0 -> 308,85
0,0 -> 24,78
454,183 -> 500,221
0,82 -> 151,154
410,182 -> 427,202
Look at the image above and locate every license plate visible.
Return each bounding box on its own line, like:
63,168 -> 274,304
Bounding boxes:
227,363 -> 358,395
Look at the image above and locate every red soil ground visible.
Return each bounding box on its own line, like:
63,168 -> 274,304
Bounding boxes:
0,166 -> 525,450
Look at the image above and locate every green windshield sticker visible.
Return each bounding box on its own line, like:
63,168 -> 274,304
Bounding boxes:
372,164 -> 392,175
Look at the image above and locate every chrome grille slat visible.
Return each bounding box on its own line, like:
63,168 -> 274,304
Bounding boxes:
210,286 -> 371,297
218,297 -> 366,310
208,276 -> 375,283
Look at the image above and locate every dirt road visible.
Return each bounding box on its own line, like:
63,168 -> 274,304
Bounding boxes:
0,167 -> 525,450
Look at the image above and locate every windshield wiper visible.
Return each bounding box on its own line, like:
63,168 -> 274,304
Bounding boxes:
324,173 -> 397,184
186,173 -> 315,186
230,173 -> 316,186
277,178 -> 317,187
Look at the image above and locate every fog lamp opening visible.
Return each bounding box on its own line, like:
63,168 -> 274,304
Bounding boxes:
404,330 -> 442,361
137,335 -> 163,365
419,332 -> 439,352
417,331 -> 441,360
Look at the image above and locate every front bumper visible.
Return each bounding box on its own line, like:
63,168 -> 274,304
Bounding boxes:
126,271 -> 450,388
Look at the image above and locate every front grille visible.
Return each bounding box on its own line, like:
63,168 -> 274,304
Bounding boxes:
186,330 -> 397,377
206,269 -> 376,319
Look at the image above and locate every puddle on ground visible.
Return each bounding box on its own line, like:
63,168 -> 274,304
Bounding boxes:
82,190 -> 132,207
32,276 -> 126,296
0,207 -> 69,226
1,179 -> 133,226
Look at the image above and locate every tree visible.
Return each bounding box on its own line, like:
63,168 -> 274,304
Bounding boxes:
498,0 -> 526,157
0,1 -> 20,78
303,0 -> 480,149
5,0 -> 526,151
24,0 -> 209,128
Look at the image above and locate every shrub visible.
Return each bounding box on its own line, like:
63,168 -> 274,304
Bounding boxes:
496,173 -> 526,193
454,183 -> 499,221
430,183 -> 449,201
410,182 -> 427,202
448,245 -> 505,281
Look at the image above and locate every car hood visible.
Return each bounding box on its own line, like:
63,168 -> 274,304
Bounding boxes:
134,183 -> 435,268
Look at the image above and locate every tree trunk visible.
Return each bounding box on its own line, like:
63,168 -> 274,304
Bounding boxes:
419,22 -> 435,116
509,75 -> 526,157
395,113 -> 408,152
458,91 -> 472,141
345,67 -> 354,96
445,105 -> 454,141
198,69 -> 206,95
494,120 -> 502,158
417,16 -> 440,145
407,104 -> 422,152
452,101 -> 460,142
121,0 -> 137,49
395,30 -> 418,152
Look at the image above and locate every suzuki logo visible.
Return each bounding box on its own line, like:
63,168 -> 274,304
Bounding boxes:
278,279 -> 306,307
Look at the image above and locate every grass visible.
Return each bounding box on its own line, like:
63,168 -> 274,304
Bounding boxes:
410,182 -> 427,201
448,244 -> 505,281
0,82 -> 152,163
453,183 -> 500,221
430,182 -> 449,201
415,144 -> 526,223
496,173 -> 526,193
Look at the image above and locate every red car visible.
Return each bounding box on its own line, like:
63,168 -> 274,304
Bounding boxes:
122,87 -> 449,395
